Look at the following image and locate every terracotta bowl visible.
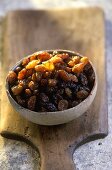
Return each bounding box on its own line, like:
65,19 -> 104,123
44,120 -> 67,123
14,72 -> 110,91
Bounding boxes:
6,50 -> 97,125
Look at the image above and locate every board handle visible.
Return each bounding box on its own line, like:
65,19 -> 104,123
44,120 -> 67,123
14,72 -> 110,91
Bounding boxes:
40,147 -> 75,170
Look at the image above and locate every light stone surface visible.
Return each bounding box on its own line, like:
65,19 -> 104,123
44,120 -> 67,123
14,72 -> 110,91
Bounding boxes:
0,0 -> 112,170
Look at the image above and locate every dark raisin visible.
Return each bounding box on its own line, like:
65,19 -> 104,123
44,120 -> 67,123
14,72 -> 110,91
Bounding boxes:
32,72 -> 42,82
52,95 -> 58,105
89,72 -> 95,85
79,73 -> 88,86
67,82 -> 77,89
40,79 -> 47,86
27,96 -> 36,111
57,89 -> 64,95
84,63 -> 93,76
65,88 -> 72,98
33,89 -> 39,95
45,103 -> 57,112
40,93 -> 49,103
41,107 -> 47,112
46,87 -> 56,94
25,89 -> 32,97
48,79 -> 57,87
72,101 -> 80,107
56,94 -> 63,100
15,66 -> 22,73
27,76 -> 32,83
60,81 -> 67,88
16,96 -> 26,107
58,99 -> 68,111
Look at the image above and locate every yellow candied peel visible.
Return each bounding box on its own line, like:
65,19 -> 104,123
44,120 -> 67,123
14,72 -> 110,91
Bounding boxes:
26,59 -> 41,69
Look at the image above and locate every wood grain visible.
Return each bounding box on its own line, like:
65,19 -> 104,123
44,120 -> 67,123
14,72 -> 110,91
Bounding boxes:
0,8 -> 108,170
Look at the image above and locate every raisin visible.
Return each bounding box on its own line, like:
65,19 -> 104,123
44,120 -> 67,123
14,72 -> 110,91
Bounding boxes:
18,68 -> 27,80
28,81 -> 38,91
41,107 -> 47,112
60,82 -> 67,88
32,72 -> 42,82
45,103 -> 57,112
65,67 -> 72,73
40,79 -> 47,86
83,63 -> 92,73
30,54 -> 37,61
28,96 -> 36,111
57,89 -> 64,95
89,72 -> 95,84
16,96 -> 26,107
48,79 -> 57,87
52,95 -> 58,105
33,89 -> 39,95
35,65 -> 47,72
22,58 -> 30,66
25,89 -> 32,97
50,55 -> 63,64
56,94 -> 63,100
47,87 -> 56,94
72,101 -> 79,107
7,71 -> 17,84
65,88 -> 72,98
77,90 -> 89,99
15,67 -> 22,73
27,76 -> 32,83
26,69 -> 34,77
58,100 -> 68,111
19,79 -> 27,89
37,52 -> 51,61
79,73 -> 88,86
40,93 -> 49,103
66,82 -> 77,90
57,53 -> 69,60
11,85 -> 23,95
58,70 -> 78,82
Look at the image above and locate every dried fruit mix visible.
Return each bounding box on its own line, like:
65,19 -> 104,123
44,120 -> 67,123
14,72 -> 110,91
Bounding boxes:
7,51 -> 95,112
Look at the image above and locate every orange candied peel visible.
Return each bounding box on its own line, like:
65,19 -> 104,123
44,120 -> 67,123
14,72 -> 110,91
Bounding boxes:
18,68 -> 27,80
72,56 -> 89,73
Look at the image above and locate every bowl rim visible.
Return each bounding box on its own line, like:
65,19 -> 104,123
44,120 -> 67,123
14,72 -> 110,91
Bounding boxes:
6,49 -> 97,115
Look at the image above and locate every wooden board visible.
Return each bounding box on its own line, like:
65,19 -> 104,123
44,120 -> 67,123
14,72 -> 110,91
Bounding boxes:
0,8 -> 108,170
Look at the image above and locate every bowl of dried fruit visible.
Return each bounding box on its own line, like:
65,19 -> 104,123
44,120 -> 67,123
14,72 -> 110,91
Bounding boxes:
6,50 -> 97,125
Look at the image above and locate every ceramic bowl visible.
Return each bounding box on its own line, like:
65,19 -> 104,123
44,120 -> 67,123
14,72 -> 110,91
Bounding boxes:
6,50 -> 97,125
